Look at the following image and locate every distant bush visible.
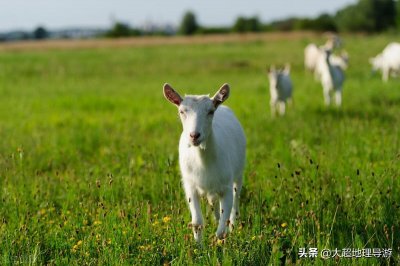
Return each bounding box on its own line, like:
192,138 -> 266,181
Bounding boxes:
105,22 -> 141,38
197,27 -> 231,35
233,16 -> 261,33
266,14 -> 337,32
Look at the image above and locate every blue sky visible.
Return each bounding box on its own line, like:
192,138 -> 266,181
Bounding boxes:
0,0 -> 358,31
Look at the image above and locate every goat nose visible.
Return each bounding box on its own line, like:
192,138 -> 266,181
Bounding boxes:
190,132 -> 200,140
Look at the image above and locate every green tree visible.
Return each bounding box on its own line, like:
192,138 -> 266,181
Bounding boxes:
33,26 -> 48,40
233,17 -> 247,32
293,14 -> 337,32
180,11 -> 199,35
397,0 -> 400,28
335,0 -> 396,32
373,0 -> 396,31
313,14 -> 337,32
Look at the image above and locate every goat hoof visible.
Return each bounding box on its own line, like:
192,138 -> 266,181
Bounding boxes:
216,231 -> 227,240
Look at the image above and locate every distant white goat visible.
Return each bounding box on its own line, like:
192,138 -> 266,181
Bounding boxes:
369,42 -> 400,82
163,83 -> 246,243
304,43 -> 321,73
268,65 -> 293,117
315,49 -> 346,106
304,36 -> 342,79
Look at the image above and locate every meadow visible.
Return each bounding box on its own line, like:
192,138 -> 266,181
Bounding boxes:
0,33 -> 399,265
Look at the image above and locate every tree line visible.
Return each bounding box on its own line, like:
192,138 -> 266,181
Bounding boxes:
1,0 -> 399,41
107,0 -> 400,37
179,0 -> 400,35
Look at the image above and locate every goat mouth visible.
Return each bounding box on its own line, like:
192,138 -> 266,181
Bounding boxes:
191,139 -> 202,146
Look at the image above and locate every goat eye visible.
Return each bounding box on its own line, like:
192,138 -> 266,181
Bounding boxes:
179,110 -> 185,115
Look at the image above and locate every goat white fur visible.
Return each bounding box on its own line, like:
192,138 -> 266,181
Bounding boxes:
369,42 -> 400,82
163,83 -> 246,243
268,65 -> 293,117
304,44 -> 321,73
315,49 -> 345,106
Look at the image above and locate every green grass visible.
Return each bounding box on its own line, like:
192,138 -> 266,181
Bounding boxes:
0,33 -> 399,265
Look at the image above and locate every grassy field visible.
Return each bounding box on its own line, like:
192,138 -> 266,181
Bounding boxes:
0,33 -> 399,265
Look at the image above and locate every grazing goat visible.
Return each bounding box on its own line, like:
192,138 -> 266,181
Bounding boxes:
369,42 -> 400,82
268,65 -> 293,117
163,83 -> 246,243
315,49 -> 346,106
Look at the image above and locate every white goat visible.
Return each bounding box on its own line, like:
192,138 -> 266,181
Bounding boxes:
163,83 -> 246,243
304,43 -> 321,73
315,49 -> 345,106
268,65 -> 293,117
304,36 -> 341,79
369,42 -> 400,82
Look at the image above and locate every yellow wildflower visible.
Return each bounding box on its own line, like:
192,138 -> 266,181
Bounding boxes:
139,245 -> 152,251
217,239 -> 224,245
162,216 -> 172,223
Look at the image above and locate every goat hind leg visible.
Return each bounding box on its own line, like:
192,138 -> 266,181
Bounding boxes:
323,87 -> 331,106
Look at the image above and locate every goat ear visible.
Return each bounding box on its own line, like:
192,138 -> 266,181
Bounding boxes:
212,83 -> 230,108
163,83 -> 182,106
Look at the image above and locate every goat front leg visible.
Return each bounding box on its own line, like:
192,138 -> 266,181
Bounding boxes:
229,180 -> 242,232
382,67 -> 389,82
335,89 -> 342,107
216,187 -> 233,239
184,183 -> 203,243
323,86 -> 331,106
